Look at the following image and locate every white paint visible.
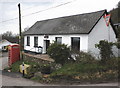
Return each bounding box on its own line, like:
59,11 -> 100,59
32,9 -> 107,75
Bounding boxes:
88,16 -> 117,58
24,16 -> 117,58
24,34 -> 88,53
0,40 -> 12,50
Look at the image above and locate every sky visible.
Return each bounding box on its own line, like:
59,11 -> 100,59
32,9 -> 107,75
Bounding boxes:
0,0 -> 119,34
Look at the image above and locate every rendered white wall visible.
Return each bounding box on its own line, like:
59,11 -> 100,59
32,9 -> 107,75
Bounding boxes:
24,34 -> 88,53
109,24 -> 118,57
24,16 -> 117,58
0,40 -> 12,50
88,16 -> 117,58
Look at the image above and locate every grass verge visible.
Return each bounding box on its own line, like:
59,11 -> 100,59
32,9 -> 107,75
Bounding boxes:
5,57 -> 119,84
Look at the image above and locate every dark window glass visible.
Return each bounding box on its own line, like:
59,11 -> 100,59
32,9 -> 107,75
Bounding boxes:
34,37 -> 38,47
71,37 -> 80,51
55,37 -> 62,44
27,36 -> 30,46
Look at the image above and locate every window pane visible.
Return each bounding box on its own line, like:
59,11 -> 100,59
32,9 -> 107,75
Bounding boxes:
27,36 -> 30,46
56,37 -> 62,44
71,37 -> 80,51
34,37 -> 38,47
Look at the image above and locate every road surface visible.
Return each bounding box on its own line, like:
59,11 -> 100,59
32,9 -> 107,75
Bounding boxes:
1,72 -> 46,86
0,52 -> 8,70
0,57 -> 8,70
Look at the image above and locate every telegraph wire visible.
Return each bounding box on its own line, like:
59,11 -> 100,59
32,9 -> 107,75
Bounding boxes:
1,17 -> 18,23
22,1 -> 73,17
0,0 -> 76,23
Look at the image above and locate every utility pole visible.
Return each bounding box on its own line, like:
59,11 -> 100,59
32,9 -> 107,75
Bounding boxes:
18,3 -> 22,60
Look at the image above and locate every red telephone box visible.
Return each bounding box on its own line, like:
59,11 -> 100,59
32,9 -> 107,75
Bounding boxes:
8,44 -> 20,66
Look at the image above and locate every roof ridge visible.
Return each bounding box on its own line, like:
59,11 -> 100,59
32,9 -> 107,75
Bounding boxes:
88,10 -> 107,33
24,9 -> 107,35
36,9 -> 106,23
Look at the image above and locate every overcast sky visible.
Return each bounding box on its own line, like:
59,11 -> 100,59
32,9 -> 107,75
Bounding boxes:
0,0 -> 119,34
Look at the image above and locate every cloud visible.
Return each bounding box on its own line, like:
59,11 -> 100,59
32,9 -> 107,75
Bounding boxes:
0,0 -> 119,34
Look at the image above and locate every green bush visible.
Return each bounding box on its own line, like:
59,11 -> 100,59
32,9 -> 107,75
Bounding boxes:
47,42 -> 71,65
50,63 -> 100,78
10,60 -> 23,72
40,64 -> 51,74
26,63 -> 57,78
24,64 -> 41,78
105,58 -> 119,70
70,50 -> 96,64
50,58 -> 118,82
95,40 -> 114,63
73,51 -> 96,64
114,42 -> 120,49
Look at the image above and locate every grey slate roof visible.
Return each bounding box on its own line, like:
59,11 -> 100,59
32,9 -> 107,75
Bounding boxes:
24,10 -> 106,35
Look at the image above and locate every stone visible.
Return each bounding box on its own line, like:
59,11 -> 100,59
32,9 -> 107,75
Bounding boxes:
34,72 -> 43,78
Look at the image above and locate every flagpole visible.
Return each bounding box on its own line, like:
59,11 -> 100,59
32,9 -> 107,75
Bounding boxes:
108,24 -> 110,42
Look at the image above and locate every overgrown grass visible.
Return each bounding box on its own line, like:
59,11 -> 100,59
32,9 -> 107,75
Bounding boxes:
50,58 -> 119,82
5,53 -> 119,84
4,59 -> 39,72
6,60 -> 23,72
50,62 -> 99,77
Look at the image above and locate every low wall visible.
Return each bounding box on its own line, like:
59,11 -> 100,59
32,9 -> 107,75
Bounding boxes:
22,52 -> 54,65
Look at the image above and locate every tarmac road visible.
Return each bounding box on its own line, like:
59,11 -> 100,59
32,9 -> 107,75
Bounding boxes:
0,57 -> 8,70
1,72 -> 46,86
0,52 -> 8,70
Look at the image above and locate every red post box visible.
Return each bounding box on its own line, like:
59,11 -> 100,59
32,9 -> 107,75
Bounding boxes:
8,44 -> 20,66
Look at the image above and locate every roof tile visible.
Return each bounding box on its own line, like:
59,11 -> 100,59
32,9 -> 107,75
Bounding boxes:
24,10 -> 106,35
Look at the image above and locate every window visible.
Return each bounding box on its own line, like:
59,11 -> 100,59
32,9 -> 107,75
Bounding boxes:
71,37 -> 80,51
55,37 -> 62,44
34,37 -> 38,47
27,36 -> 30,46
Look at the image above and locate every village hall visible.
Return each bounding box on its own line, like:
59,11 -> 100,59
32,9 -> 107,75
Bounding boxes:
24,10 -> 117,58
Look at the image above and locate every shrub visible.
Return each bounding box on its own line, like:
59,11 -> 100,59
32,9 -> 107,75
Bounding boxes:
47,42 -> 71,65
114,42 -> 120,49
70,51 -> 96,64
25,64 -> 41,78
50,59 -> 118,82
95,40 -> 114,63
105,58 -> 119,70
9,60 -> 23,72
40,64 -> 51,74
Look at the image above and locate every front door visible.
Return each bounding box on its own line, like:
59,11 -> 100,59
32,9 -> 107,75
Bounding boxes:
71,37 -> 80,51
43,40 -> 50,53
46,40 -> 50,52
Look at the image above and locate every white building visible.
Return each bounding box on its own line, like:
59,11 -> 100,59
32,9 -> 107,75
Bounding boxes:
24,10 -> 117,58
0,39 -> 13,51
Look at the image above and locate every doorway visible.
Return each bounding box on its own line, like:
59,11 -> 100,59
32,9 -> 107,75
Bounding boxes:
43,40 -> 50,53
